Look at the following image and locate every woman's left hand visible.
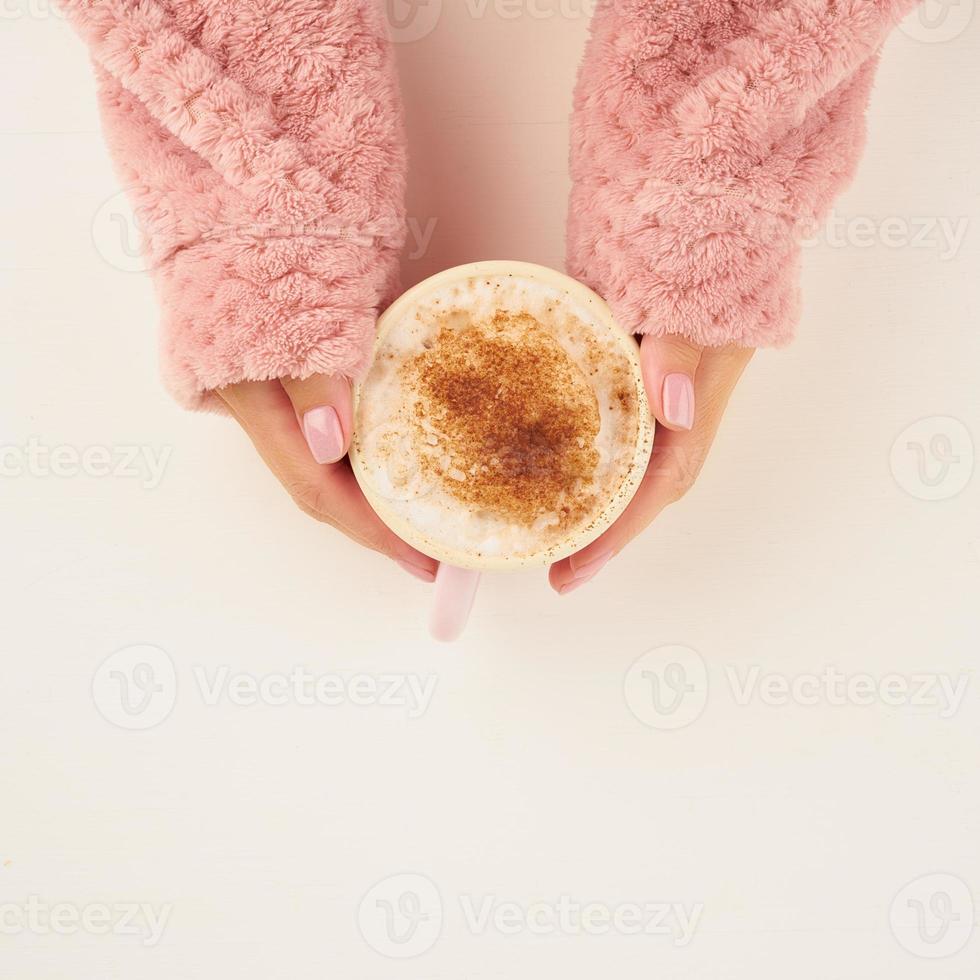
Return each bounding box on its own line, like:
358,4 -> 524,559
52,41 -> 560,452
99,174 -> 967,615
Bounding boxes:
550,335 -> 755,594
217,374 -> 439,582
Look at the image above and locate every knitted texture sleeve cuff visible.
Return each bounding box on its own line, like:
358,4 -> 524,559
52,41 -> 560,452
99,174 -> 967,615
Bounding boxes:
60,0 -> 407,410
568,0 -> 920,348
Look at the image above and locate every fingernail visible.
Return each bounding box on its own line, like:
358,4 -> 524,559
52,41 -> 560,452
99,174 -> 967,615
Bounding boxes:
559,571 -> 598,596
662,373 -> 695,430
302,406 -> 344,464
569,550 -> 613,583
396,559 -> 436,583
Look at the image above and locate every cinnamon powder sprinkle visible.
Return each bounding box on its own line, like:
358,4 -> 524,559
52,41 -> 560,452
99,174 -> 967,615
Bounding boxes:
406,311 -> 602,528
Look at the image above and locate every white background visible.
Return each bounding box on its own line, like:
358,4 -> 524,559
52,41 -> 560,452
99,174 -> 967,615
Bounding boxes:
1,2 -> 978,977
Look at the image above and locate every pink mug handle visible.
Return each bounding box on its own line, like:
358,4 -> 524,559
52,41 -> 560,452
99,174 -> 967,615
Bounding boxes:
429,565 -> 482,642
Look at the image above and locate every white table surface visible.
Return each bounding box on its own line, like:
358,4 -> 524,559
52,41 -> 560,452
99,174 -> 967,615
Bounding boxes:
1,4 -> 978,977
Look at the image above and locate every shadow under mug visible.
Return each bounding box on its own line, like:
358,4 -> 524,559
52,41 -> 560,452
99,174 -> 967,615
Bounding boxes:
349,261 -> 654,642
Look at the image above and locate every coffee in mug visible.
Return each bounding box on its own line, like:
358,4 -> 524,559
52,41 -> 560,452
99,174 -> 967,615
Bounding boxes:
350,261 -> 653,637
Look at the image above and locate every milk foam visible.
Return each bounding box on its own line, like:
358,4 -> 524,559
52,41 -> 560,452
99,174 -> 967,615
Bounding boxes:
353,272 -> 643,563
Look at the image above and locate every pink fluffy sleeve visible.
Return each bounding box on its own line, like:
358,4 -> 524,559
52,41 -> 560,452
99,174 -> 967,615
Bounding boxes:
59,0 -> 406,410
568,0 -> 921,348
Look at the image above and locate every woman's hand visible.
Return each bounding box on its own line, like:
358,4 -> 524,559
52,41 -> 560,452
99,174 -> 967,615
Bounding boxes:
216,376 -> 438,583
550,336 -> 755,594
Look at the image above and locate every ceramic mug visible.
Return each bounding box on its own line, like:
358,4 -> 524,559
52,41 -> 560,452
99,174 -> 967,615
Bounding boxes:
349,261 -> 653,641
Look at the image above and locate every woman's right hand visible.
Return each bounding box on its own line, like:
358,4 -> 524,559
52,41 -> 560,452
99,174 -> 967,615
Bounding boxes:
217,375 -> 438,583
549,336 -> 754,594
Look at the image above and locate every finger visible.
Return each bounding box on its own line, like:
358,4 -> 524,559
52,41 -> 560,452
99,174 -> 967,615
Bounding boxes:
217,380 -> 437,582
280,373 -> 352,465
548,426 -> 696,595
550,346 -> 754,595
640,333 -> 704,431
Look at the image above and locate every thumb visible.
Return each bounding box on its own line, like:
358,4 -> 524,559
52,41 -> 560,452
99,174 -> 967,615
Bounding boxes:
640,333 -> 703,432
281,373 -> 353,465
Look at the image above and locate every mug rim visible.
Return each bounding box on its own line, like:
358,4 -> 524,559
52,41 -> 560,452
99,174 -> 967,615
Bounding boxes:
349,260 -> 655,571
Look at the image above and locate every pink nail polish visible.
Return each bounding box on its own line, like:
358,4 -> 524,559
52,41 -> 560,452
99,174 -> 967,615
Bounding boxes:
559,571 -> 598,596
396,559 -> 436,583
662,373 -> 695,430
570,550 -> 613,582
302,406 -> 344,464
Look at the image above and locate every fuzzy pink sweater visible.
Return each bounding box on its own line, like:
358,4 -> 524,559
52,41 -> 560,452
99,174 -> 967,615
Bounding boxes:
60,0 -> 918,409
